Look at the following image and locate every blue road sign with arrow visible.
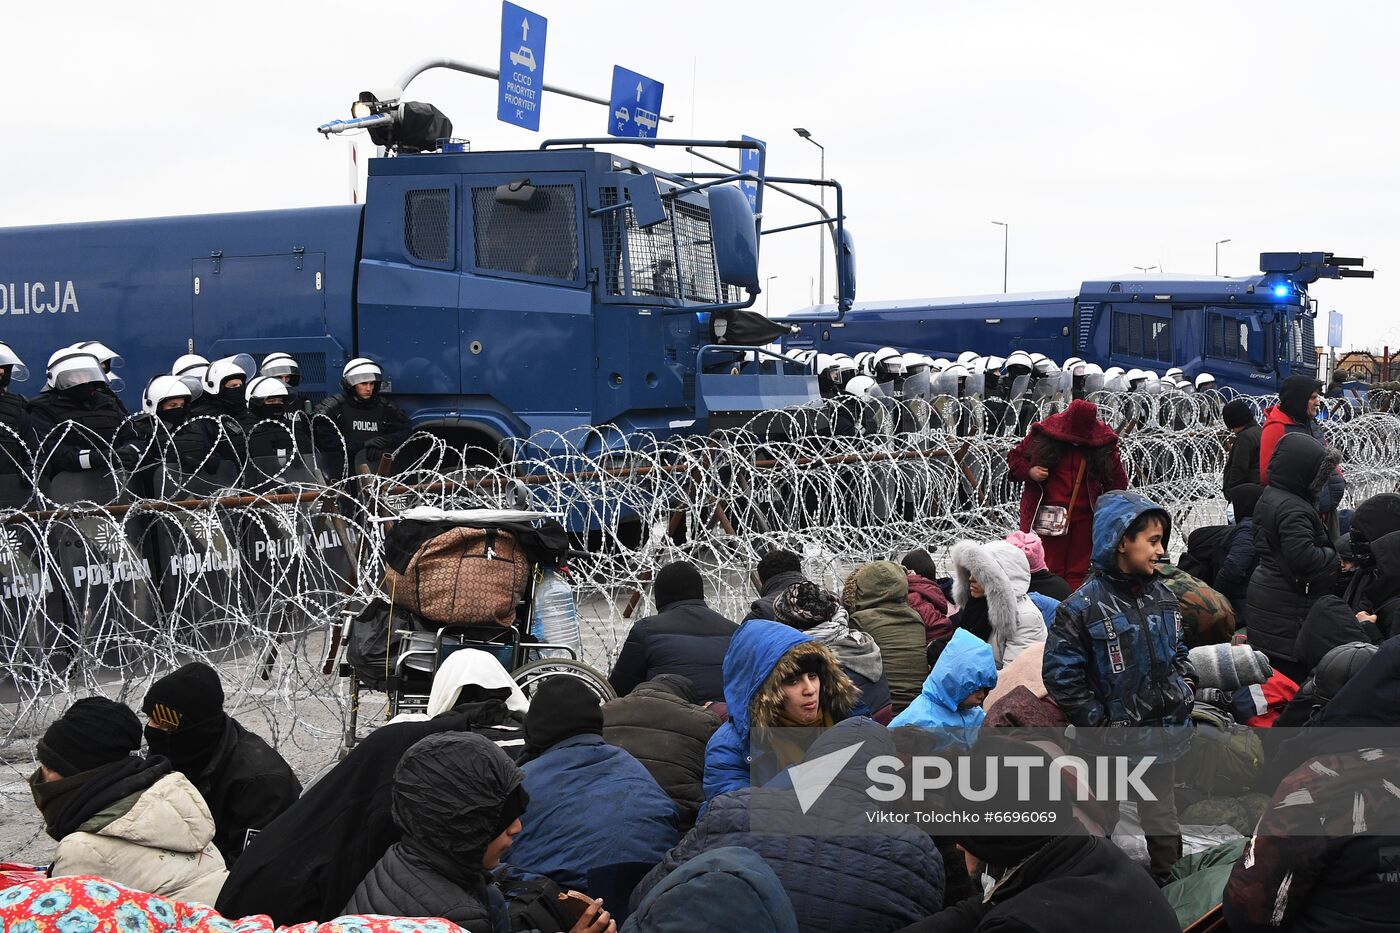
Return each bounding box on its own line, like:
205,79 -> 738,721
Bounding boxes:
1328,311 -> 1344,348
498,1 -> 547,131
608,66 -> 664,138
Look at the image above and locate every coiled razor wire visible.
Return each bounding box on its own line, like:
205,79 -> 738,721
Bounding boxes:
2,390 -> 1399,856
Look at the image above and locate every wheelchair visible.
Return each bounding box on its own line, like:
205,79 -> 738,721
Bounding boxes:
336,536 -> 614,749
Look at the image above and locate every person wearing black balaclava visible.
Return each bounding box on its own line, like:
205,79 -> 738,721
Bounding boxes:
895,737 -> 1179,933
28,347 -> 134,480
31,696 -> 229,903
184,355 -> 255,477
143,661 -> 301,866
0,342 -> 37,505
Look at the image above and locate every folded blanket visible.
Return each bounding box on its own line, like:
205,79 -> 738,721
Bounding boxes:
1188,644 -> 1273,691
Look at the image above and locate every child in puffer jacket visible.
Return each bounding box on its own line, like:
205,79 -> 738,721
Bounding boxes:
950,540 -> 1048,668
902,548 -> 953,644
890,628 -> 998,749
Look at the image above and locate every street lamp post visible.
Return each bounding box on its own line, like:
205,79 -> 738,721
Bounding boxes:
1133,264 -> 1160,274
794,128 -> 826,302
1215,238 -> 1232,276
765,275 -> 779,315
990,221 -> 1008,293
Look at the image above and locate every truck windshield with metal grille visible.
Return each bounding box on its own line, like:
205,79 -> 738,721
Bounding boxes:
599,188 -> 731,303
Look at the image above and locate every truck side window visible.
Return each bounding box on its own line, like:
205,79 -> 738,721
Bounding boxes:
404,188 -> 453,265
471,184 -> 579,281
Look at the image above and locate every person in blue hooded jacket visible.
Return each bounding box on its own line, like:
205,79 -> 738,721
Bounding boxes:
503,676 -> 678,896
1042,489 -> 1196,884
703,619 -> 860,802
890,628 -> 998,749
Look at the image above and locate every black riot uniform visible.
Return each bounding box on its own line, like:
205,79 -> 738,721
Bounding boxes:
313,359 -> 411,476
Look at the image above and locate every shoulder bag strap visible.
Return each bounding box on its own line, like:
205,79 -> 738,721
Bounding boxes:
1066,458 -> 1088,514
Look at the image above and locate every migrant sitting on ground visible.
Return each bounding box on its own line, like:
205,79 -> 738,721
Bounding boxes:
33,696 -> 229,905
504,677 -> 679,901
771,580 -> 893,723
890,627 -> 997,750
602,674 -> 722,834
745,549 -> 812,623
949,539 -> 1048,667
703,619 -> 859,801
344,731 -> 617,933
142,661 -> 301,866
901,548 -> 953,644
608,560 -> 736,703
217,652 -> 530,924
843,560 -> 929,714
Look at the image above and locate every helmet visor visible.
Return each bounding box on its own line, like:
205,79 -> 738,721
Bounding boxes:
263,359 -> 299,379
345,369 -> 383,387
53,361 -> 107,391
2,363 -> 30,383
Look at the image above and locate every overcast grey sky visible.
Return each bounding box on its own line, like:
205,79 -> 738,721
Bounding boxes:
7,0 -> 1397,348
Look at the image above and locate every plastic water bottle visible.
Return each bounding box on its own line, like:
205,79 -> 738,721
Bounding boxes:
530,567 -> 582,659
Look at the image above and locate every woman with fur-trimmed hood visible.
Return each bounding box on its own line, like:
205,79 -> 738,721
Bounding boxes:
951,540 -> 1048,668
703,620 -> 859,802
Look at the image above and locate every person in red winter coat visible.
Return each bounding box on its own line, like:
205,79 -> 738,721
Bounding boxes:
901,548 -> 952,644
1007,400 -> 1128,590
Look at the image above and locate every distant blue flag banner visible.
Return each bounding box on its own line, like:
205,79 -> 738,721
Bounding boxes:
1328,311 -> 1343,349
498,1 -> 547,130
607,66 -> 664,138
740,135 -> 763,212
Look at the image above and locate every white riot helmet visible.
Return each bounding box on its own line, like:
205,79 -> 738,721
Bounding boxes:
852,351 -> 874,376
1125,368 -> 1147,389
985,355 -> 1007,371
246,374 -> 291,406
45,348 -> 107,392
0,342 -> 30,385
872,346 -> 904,375
814,353 -> 837,375
71,341 -> 124,392
930,358 -> 952,372
1195,372 -> 1217,391
142,375 -> 192,415
261,352 -> 301,387
342,357 -> 385,393
202,355 -> 253,395
956,350 -> 980,365
833,354 -> 858,382
844,374 -> 877,398
901,352 -> 931,375
172,354 -> 210,396
1063,356 -> 1083,372
1005,350 -> 1034,372
1033,356 -> 1060,375
71,340 -> 122,372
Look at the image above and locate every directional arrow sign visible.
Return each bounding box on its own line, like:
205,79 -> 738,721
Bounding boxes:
607,65 -> 664,139
498,1 -> 548,131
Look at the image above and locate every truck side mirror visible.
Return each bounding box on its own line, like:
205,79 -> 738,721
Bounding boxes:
708,184 -> 760,290
624,173 -> 668,230
836,228 -> 857,310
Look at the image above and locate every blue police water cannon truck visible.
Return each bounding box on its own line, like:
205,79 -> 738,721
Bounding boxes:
0,61 -> 856,461
781,252 -> 1370,395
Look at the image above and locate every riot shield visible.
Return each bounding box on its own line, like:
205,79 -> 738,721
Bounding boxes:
0,520 -> 66,694
43,470 -> 158,671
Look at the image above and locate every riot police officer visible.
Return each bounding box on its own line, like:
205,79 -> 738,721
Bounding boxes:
313,358 -> 411,476
0,343 -> 35,505
259,353 -> 311,416
70,340 -> 129,414
183,355 -> 254,479
29,348 -> 135,480
173,354 -> 211,395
